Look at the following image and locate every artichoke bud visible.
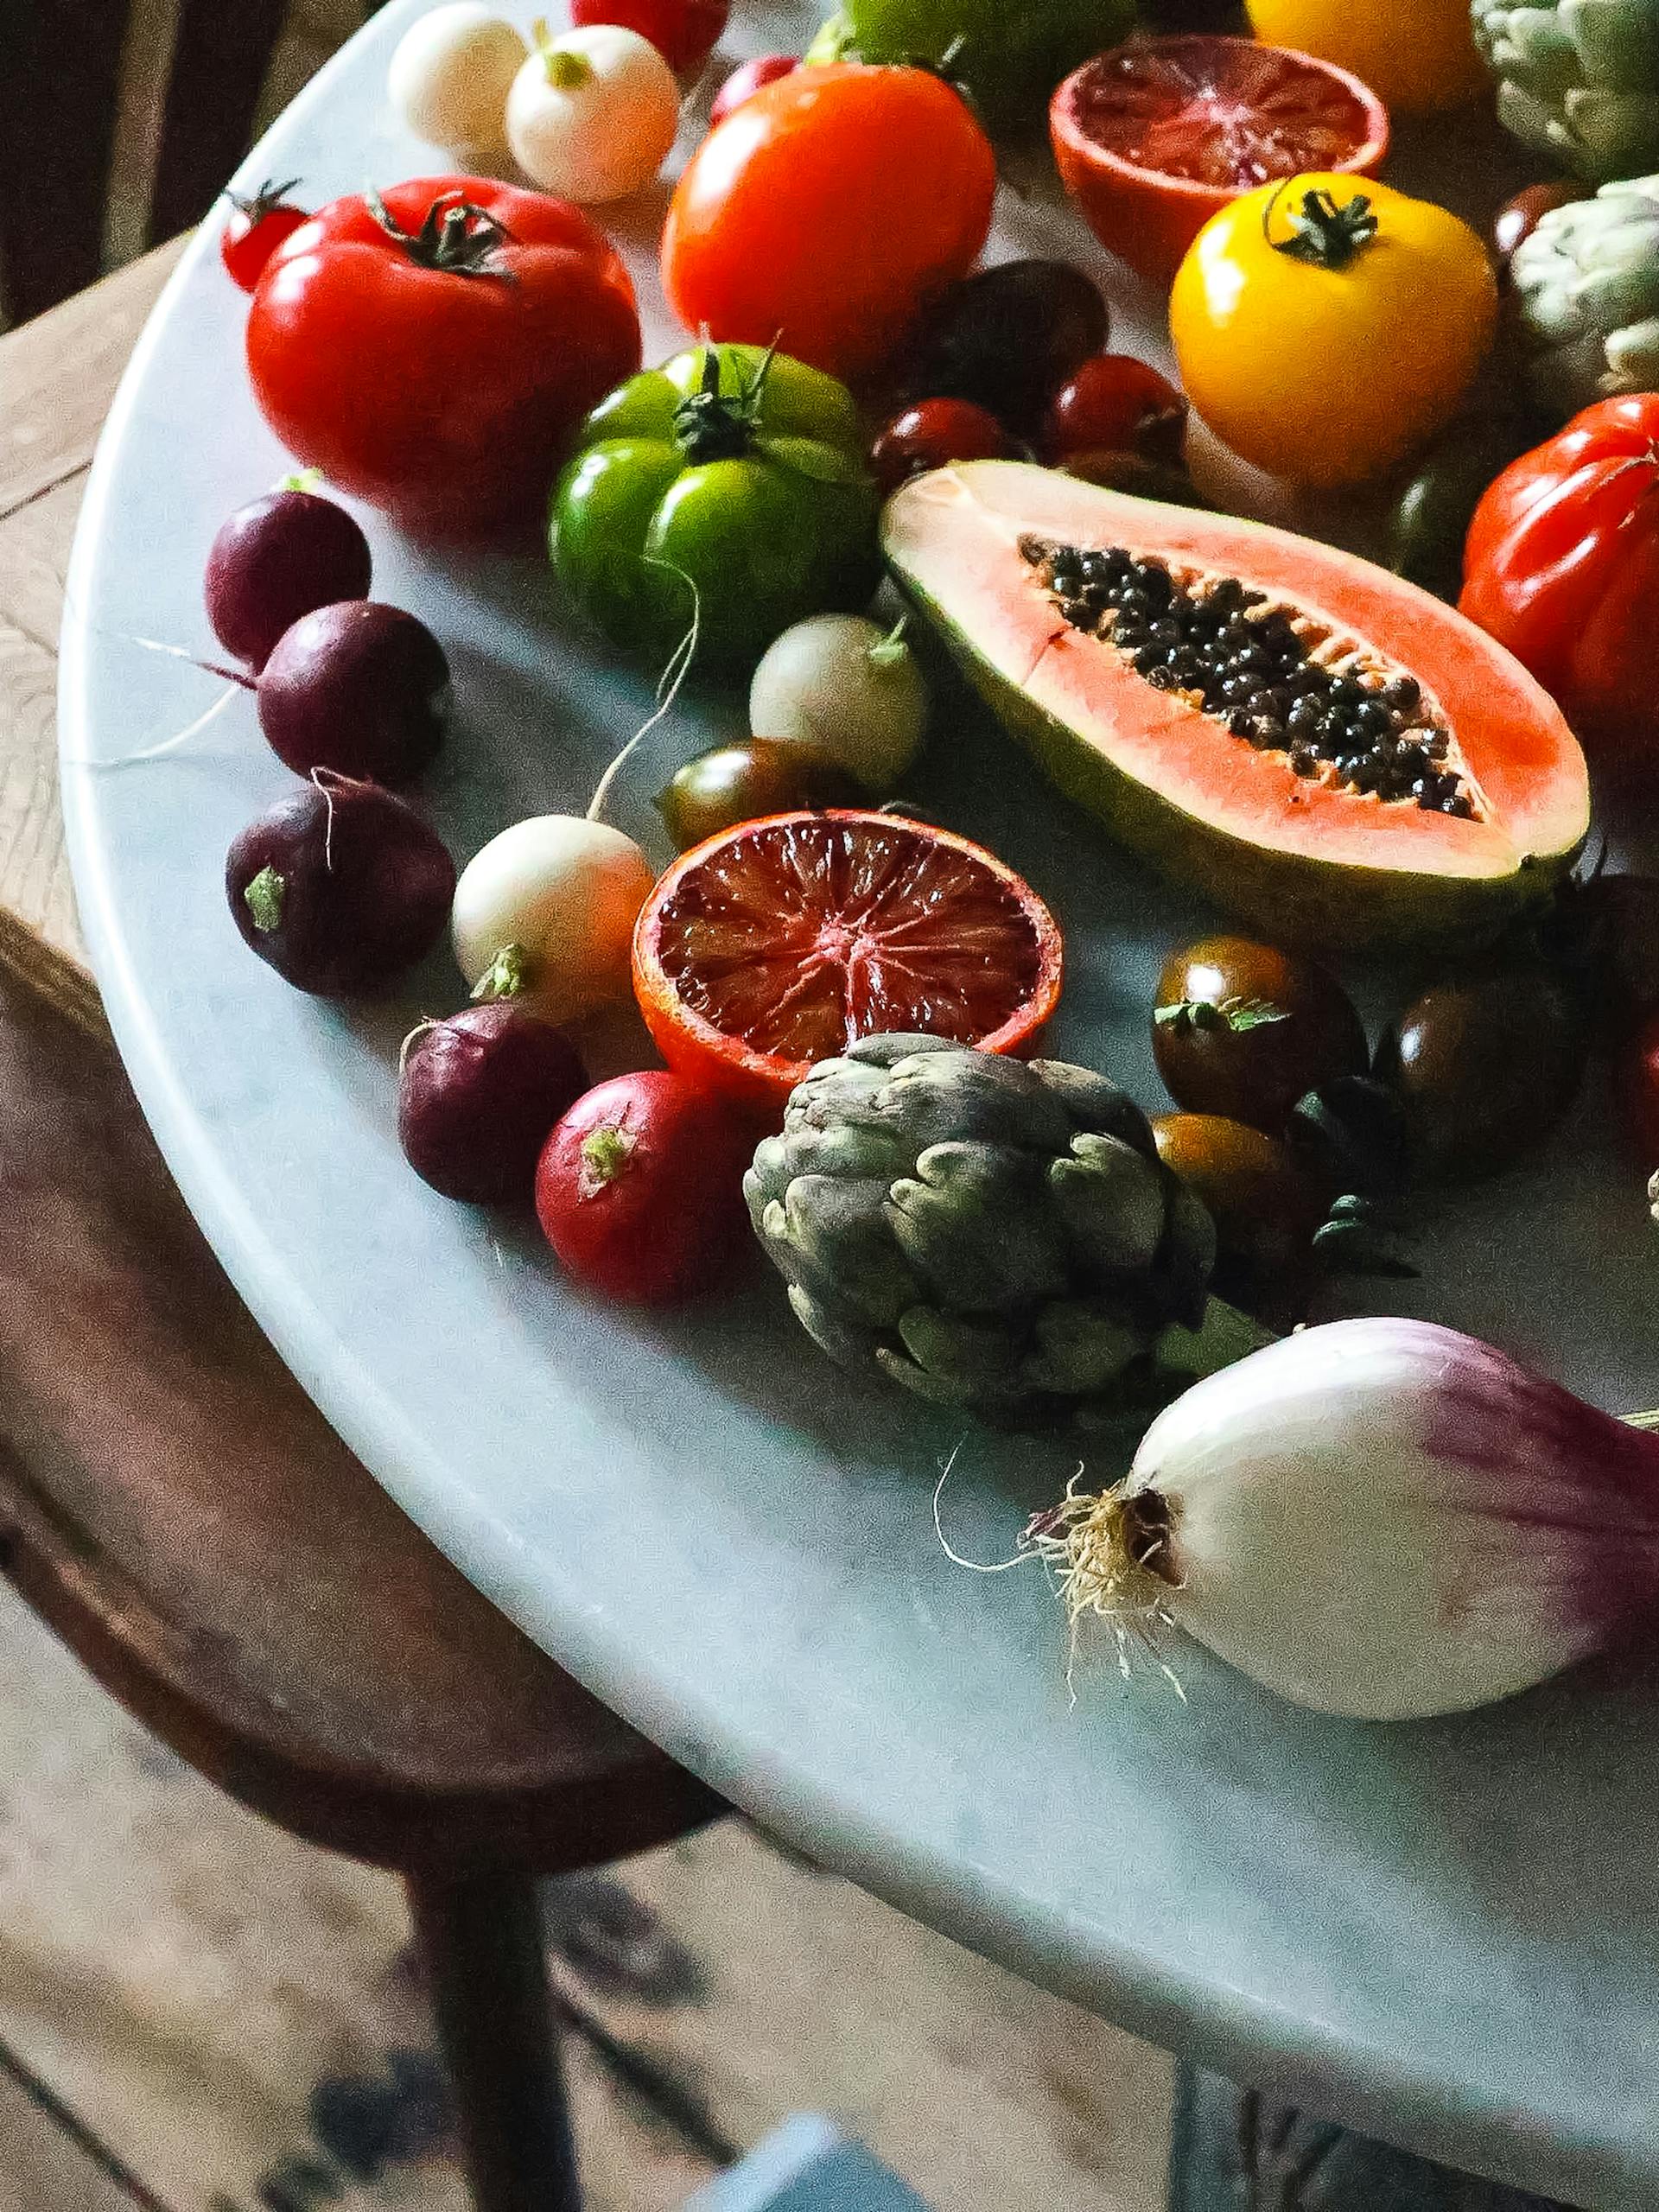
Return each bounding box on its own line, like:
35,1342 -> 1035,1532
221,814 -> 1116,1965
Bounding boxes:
1149,1169 -> 1219,1332
879,1050 -> 1075,1154
1027,1059 -> 1156,1157
1020,1300 -> 1145,1397
894,1305 -> 1021,1383
771,1173 -> 921,1325
887,1140 -> 1067,1311
1049,1132 -> 1167,1278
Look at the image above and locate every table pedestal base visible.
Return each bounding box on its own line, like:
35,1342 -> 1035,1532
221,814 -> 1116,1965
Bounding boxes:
1168,2068 -> 1577,2212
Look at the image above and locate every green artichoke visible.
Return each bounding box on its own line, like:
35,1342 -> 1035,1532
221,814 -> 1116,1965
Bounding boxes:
1510,175 -> 1659,410
1472,0 -> 1659,180
745,1034 -> 1228,1415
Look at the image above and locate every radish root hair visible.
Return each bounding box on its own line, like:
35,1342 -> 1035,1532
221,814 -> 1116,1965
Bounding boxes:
586,563 -> 702,826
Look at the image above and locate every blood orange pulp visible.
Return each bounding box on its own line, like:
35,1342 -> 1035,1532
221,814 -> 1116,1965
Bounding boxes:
632,812 -> 1063,1110
1051,35 -> 1389,283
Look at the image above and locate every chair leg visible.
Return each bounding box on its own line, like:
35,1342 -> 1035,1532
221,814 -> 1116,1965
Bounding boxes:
1167,2064 -> 1576,2211
405,1865 -> 582,2212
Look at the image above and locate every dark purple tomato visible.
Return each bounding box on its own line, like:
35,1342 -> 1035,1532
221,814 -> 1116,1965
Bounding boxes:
870,398 -> 1010,496
1154,936 -> 1368,1130
1152,1111 -> 1324,1324
658,738 -> 863,850
896,259 -> 1109,435
399,1001 -> 588,1203
1374,964 -> 1584,1178
205,488 -> 372,669
257,601 -> 450,785
226,778 -> 455,996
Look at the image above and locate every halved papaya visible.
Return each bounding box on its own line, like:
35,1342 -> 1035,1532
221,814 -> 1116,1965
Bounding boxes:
883,461 -> 1589,950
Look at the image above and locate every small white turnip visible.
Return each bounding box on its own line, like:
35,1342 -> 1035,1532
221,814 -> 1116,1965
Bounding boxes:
749,614 -> 929,794
388,3 -> 527,159
505,24 -> 681,202
452,815 -> 657,1024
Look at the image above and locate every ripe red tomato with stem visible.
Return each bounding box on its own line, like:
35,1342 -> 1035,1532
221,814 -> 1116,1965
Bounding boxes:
870,399 -> 1010,495
661,63 -> 996,382
1042,355 -> 1189,466
1461,396 -> 1659,779
536,1071 -> 756,1305
571,0 -> 728,74
220,177 -> 308,291
246,177 -> 640,538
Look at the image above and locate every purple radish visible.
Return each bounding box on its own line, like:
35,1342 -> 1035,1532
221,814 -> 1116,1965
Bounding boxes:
399,1002 -> 588,1204
226,777 -> 454,996
257,601 -> 451,785
206,489 -> 372,669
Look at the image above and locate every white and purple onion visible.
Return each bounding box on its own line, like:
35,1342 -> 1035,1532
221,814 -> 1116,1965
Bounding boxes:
1037,1318 -> 1659,1720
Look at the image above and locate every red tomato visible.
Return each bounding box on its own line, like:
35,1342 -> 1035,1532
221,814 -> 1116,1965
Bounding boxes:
220,179 -> 308,292
1041,354 -> 1188,467
1460,396 -> 1659,777
870,399 -> 1010,495
247,177 -> 640,538
571,0 -> 728,74
535,1071 -> 755,1305
1622,1009 -> 1659,1167
661,64 -> 996,381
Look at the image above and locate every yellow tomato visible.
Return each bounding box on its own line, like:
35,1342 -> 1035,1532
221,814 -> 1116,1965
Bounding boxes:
1169,174 -> 1497,490
1246,0 -> 1489,113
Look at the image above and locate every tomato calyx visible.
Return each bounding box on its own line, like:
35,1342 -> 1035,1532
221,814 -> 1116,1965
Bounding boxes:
1154,995 -> 1291,1036
365,187 -> 518,281
578,1120 -> 639,1198
1266,185 -> 1379,270
672,341 -> 777,464
225,175 -> 302,224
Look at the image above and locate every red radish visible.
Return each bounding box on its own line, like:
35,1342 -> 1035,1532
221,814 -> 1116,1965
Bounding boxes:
226,777 -> 455,996
219,179 -> 308,291
1042,355 -> 1189,467
570,0 -> 728,74
205,488 -> 372,670
536,1071 -> 754,1303
257,601 -> 451,785
709,53 -> 798,125
1622,1010 -> 1659,1167
400,1002 -> 588,1203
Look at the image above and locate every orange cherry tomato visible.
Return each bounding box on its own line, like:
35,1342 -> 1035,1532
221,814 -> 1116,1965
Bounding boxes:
661,64 -> 996,383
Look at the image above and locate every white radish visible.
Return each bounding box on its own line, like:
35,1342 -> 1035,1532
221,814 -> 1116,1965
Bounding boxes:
388,4 -> 527,159
505,24 -> 680,203
452,816 -> 656,1024
1033,1317 -> 1659,1720
749,615 -> 929,794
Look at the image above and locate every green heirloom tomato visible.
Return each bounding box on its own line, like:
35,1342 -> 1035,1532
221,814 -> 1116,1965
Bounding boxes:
810,0 -> 1136,133
550,343 -> 881,676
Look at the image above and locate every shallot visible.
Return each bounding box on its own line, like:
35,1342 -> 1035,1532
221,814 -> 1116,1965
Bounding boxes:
1032,1318 -> 1659,1719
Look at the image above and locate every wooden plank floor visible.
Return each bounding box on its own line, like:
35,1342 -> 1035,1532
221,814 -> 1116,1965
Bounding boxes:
1,1581 -> 1173,2210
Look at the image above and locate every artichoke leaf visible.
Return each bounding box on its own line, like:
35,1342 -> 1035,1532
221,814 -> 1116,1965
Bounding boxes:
1027,1059 -> 1157,1158
1019,1300 -> 1146,1396
886,1140 -> 1067,1310
773,1174 -> 923,1326
1048,1132 -> 1167,1278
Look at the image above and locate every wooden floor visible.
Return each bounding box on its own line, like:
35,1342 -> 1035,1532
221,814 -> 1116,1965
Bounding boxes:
0,1580 -> 1174,2210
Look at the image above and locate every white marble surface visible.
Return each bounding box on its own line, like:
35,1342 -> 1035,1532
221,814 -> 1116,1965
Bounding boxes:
58,8 -> 1659,2204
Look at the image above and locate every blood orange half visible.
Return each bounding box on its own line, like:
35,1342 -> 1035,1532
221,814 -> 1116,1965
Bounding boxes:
1052,35 -> 1389,283
632,811 -> 1063,1110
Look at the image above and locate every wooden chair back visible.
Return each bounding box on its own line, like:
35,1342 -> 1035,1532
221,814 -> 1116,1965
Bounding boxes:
0,0 -> 360,326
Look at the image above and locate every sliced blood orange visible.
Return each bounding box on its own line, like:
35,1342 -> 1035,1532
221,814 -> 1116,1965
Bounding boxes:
1052,35 -> 1389,284
632,811 -> 1063,1110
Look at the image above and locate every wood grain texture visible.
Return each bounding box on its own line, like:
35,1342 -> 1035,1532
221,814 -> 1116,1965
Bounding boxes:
0,936 -> 720,1868
0,2050 -> 149,2212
